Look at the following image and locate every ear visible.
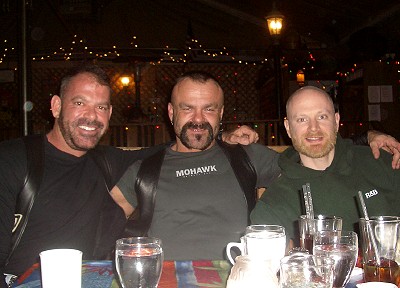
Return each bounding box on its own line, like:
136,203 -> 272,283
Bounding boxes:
284,118 -> 292,139
335,112 -> 340,132
108,105 -> 113,120
50,95 -> 62,118
167,102 -> 174,123
220,105 -> 224,119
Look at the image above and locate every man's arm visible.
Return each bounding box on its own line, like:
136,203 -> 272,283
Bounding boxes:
366,130 -> 400,169
220,125 -> 259,145
110,186 -> 135,219
221,125 -> 400,168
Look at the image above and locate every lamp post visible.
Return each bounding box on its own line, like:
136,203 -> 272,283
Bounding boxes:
266,3 -> 284,144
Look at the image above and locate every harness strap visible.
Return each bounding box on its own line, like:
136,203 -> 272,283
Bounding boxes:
217,140 -> 257,216
124,149 -> 166,237
6,135 -> 45,266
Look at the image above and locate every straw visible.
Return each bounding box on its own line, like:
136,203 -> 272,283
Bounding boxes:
306,183 -> 314,220
302,183 -> 315,233
357,191 -> 380,265
302,183 -> 314,220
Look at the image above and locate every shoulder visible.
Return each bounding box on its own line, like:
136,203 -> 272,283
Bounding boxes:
0,137 -> 26,165
352,144 -> 393,165
121,160 -> 143,181
241,143 -> 280,168
0,137 -> 25,153
242,143 -> 279,157
0,138 -> 27,194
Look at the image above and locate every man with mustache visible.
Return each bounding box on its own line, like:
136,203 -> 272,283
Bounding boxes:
251,86 -> 400,248
0,65 -> 258,287
113,70 -> 282,260
112,72 -> 400,261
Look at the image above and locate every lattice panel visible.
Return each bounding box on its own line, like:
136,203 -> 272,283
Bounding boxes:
3,63 -> 264,134
31,67 -> 67,131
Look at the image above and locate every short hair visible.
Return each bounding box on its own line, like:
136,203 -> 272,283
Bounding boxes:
59,63 -> 111,97
171,71 -> 223,102
174,71 -> 220,86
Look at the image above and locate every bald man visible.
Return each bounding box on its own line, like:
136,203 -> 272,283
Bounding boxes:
251,86 -> 400,247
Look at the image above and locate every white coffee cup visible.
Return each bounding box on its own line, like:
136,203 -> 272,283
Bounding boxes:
39,248 -> 82,288
226,225 -> 286,272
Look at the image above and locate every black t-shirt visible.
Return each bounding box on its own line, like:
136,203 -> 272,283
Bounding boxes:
0,136 -> 161,281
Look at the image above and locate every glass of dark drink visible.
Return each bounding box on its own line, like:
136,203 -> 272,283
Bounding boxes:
359,216 -> 400,286
298,215 -> 343,253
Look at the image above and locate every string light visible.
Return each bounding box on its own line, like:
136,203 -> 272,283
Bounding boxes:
1,33 -> 398,88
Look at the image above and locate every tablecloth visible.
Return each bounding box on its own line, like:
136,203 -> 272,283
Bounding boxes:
12,260 -> 232,288
12,259 -> 365,288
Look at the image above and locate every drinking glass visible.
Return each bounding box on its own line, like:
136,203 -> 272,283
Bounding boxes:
313,230 -> 358,288
299,215 -> 343,254
115,237 -> 163,288
359,216 -> 400,286
280,253 -> 335,288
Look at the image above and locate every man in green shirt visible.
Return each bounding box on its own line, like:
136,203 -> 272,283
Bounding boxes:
251,86 -> 400,248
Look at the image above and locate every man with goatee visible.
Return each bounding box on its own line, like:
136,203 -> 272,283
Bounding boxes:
251,86 -> 400,247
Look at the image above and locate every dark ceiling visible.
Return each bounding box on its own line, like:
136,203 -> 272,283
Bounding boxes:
0,0 -> 399,77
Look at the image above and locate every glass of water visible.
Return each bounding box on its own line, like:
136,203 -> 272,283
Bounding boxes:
313,231 -> 358,288
115,237 -> 163,288
280,253 -> 335,288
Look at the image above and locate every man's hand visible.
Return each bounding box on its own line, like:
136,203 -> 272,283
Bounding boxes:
221,125 -> 259,145
368,130 -> 400,169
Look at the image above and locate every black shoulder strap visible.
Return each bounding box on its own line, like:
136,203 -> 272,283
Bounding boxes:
6,134 -> 45,266
124,148 -> 166,237
88,146 -> 112,191
217,140 -> 257,216
88,146 -> 127,259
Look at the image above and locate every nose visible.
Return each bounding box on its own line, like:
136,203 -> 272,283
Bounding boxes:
192,108 -> 205,123
82,105 -> 98,120
308,119 -> 320,131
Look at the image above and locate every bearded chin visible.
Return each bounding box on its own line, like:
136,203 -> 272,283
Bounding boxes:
179,122 -> 214,150
58,114 -> 102,151
293,131 -> 338,159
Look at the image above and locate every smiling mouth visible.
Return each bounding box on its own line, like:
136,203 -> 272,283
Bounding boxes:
79,125 -> 97,131
190,127 -> 206,132
305,136 -> 324,143
306,136 -> 322,140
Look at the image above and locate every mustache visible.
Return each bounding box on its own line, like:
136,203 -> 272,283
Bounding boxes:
76,118 -> 104,129
305,132 -> 325,137
185,122 -> 210,130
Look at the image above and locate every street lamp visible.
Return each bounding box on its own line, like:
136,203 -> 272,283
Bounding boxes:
266,3 -> 284,144
266,4 -> 284,42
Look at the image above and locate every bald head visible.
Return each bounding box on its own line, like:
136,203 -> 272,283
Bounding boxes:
286,86 -> 335,119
